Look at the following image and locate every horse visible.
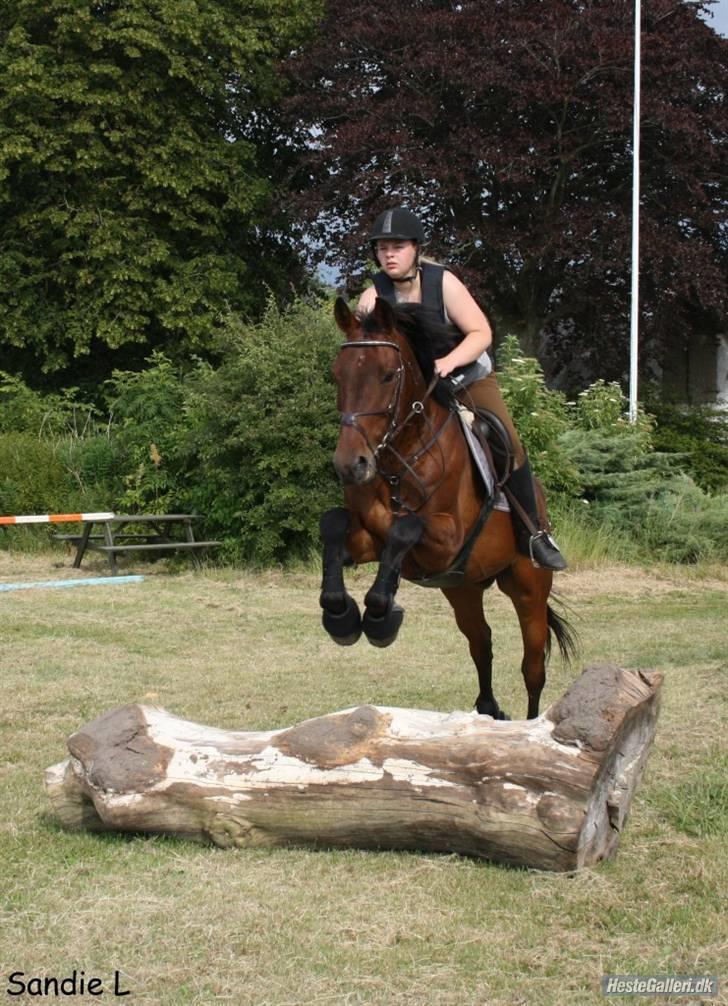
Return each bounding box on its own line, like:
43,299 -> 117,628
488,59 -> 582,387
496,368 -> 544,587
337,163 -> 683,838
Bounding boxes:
319,295 -> 577,719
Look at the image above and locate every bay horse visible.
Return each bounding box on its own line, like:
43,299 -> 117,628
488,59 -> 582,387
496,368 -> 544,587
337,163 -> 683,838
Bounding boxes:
320,296 -> 576,719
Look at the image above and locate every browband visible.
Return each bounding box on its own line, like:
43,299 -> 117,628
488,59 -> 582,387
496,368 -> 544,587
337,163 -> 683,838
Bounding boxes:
339,340 -> 401,351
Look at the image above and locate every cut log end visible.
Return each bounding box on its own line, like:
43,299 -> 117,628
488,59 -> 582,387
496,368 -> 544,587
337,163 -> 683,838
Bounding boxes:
45,665 -> 663,872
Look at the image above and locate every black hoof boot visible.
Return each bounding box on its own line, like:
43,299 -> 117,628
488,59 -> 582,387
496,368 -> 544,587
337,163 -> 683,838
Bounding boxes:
362,602 -> 405,648
475,697 -> 511,720
322,594 -> 362,646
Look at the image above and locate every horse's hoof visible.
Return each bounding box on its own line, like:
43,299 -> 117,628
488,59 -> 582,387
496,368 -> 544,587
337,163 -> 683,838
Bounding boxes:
475,701 -> 510,721
322,595 -> 362,646
363,603 -> 404,648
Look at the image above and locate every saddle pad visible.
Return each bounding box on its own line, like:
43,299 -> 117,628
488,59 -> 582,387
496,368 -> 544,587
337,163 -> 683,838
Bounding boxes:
458,409 -> 510,513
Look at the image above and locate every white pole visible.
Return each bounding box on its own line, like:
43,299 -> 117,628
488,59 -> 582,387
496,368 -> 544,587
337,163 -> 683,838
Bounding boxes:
629,0 -> 641,424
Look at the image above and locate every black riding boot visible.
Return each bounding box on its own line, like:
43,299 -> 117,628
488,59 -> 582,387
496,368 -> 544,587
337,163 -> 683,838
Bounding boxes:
505,459 -> 568,571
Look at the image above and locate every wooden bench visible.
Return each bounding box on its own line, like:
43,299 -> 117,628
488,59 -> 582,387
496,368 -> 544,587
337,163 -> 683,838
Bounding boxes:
53,514 -> 221,575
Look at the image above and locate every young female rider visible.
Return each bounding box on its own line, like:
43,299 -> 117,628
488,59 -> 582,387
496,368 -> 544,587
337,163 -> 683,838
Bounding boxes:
357,206 -> 567,572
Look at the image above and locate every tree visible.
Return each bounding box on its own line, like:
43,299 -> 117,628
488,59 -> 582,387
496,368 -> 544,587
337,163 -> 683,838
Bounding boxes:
0,0 -> 321,387
282,0 -> 727,389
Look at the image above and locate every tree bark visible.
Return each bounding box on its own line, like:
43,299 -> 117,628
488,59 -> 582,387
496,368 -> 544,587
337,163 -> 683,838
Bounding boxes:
45,664 -> 662,871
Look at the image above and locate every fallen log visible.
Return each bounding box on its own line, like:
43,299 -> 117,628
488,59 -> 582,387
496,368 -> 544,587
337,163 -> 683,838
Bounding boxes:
45,664 -> 662,871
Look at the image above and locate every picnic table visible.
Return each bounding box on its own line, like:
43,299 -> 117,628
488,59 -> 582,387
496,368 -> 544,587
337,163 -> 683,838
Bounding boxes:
53,514 -> 221,575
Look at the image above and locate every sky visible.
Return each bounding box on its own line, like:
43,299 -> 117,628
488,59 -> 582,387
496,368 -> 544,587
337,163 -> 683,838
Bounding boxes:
702,0 -> 728,35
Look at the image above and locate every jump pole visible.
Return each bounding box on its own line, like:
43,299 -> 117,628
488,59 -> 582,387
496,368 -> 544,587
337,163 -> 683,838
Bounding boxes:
0,576 -> 144,593
0,512 -> 115,525
1,513 -> 128,591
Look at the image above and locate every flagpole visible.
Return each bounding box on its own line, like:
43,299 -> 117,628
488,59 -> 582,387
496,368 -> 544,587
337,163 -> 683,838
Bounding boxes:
629,0 -> 641,424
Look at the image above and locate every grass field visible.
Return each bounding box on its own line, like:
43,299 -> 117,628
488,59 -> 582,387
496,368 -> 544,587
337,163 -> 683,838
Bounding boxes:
1,550 -> 726,1005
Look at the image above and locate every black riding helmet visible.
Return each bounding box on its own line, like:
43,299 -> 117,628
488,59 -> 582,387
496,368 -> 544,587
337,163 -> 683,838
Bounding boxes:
369,207 -> 426,245
369,207 -> 426,281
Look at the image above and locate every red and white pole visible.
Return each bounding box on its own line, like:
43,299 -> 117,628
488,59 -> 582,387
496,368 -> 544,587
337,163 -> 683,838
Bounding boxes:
0,512 -> 114,526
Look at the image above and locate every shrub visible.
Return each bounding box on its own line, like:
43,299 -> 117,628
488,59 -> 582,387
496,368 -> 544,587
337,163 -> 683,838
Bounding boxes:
0,432 -> 75,526
104,353 -> 191,514
0,371 -> 97,438
179,297 -> 342,563
572,379 -> 654,448
647,400 -> 728,494
0,372 -> 121,518
496,335 -> 581,498
559,428 -> 728,562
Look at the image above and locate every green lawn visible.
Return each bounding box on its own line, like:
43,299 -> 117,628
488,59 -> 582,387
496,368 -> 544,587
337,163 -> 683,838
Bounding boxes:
1,552 -> 726,1005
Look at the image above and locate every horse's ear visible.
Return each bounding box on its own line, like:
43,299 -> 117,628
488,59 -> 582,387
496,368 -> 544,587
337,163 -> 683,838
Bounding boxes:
334,297 -> 354,334
371,296 -> 396,333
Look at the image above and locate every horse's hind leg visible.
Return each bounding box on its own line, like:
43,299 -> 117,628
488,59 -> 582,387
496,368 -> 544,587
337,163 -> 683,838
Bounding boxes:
319,507 -> 362,645
363,513 -> 424,648
496,558 -> 552,718
441,584 -> 508,720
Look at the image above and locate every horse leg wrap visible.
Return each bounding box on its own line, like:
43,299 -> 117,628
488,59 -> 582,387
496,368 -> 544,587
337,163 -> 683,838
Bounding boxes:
320,506 -> 350,544
320,507 -> 352,613
363,514 -> 423,648
319,507 -> 362,644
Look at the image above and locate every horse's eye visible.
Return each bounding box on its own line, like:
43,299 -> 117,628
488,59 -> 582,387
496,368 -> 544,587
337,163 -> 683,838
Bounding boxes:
382,370 -> 397,384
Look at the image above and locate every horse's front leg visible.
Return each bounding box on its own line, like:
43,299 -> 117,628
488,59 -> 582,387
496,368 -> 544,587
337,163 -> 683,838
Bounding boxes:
363,513 -> 424,648
319,507 -> 363,646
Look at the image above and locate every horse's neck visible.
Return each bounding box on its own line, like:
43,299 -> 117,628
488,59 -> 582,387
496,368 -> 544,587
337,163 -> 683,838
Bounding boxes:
397,337 -> 449,434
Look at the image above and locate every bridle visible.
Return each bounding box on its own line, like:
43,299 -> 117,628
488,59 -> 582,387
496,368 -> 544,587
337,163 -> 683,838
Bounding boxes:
337,338 -> 454,513
338,340 -> 406,452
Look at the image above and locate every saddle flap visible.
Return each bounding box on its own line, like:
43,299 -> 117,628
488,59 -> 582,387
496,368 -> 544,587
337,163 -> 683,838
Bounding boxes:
457,410 -> 510,513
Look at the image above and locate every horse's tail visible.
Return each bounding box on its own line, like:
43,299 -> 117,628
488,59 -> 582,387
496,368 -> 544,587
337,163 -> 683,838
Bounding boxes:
545,600 -> 580,667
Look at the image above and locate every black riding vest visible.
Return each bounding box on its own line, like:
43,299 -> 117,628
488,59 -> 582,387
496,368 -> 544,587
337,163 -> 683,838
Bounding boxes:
373,261 -> 449,323
373,262 -> 490,385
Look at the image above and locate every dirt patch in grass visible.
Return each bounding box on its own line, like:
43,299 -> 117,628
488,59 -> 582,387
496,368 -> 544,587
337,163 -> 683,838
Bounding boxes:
556,563 -> 728,598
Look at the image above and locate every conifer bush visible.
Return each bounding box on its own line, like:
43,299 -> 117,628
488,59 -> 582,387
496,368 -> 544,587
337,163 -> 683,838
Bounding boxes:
647,400 -> 728,494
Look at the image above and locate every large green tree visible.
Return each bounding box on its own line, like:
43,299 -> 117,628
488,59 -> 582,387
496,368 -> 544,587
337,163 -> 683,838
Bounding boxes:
0,0 -> 320,386
283,0 -> 726,388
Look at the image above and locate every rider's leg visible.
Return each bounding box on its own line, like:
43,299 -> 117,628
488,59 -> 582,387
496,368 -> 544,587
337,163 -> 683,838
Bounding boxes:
461,375 -> 567,572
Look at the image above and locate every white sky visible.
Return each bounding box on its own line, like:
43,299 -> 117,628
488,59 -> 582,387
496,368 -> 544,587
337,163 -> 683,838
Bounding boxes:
702,0 -> 728,35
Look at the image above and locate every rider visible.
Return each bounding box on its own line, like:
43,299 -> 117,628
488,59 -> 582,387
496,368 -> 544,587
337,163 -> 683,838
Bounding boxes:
356,205 -> 567,572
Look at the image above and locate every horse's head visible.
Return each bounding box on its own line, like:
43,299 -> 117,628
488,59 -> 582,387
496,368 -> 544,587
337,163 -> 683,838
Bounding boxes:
331,297 -> 411,485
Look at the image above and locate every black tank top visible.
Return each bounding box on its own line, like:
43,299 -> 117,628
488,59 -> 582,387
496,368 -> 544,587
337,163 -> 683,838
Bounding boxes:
372,261 -> 448,322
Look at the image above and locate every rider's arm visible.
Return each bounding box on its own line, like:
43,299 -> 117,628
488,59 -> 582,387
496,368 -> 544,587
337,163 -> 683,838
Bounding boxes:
357,285 -> 377,314
435,271 -> 492,378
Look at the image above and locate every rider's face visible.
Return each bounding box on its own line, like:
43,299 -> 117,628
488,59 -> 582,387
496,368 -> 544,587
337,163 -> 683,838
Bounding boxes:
375,240 -> 418,279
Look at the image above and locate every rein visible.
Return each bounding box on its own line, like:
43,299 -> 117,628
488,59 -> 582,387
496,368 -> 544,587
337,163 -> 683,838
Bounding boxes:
338,338 -> 453,514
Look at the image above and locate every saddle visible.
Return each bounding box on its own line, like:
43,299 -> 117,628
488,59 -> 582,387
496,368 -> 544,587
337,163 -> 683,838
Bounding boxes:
456,406 -> 513,511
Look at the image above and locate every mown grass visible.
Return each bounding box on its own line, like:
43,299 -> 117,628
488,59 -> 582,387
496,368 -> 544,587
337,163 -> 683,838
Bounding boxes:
1,550 -> 726,1005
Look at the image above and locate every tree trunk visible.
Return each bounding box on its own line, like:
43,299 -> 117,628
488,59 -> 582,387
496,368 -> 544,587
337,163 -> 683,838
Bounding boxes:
45,664 -> 662,871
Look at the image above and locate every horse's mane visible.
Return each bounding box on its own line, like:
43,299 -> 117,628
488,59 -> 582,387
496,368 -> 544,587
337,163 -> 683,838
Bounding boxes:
360,303 -> 460,401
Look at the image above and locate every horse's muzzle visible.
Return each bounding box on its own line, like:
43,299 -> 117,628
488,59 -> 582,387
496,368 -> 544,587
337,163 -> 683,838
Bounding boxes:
334,450 -> 377,486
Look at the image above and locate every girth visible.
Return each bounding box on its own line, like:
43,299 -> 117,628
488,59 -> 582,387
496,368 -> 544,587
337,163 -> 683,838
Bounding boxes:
407,492 -> 495,589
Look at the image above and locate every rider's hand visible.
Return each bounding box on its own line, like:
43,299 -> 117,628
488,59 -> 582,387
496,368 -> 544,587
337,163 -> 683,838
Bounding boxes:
434,355 -> 456,378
